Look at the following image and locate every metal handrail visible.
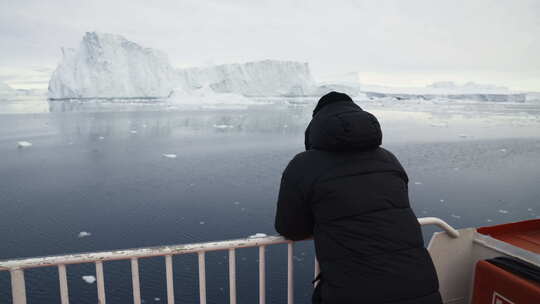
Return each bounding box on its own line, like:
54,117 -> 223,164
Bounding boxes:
0,217 -> 459,304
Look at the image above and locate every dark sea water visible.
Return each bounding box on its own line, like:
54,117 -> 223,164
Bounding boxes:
1,100 -> 539,303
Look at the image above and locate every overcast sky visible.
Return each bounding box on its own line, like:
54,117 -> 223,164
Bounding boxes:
1,0 -> 539,90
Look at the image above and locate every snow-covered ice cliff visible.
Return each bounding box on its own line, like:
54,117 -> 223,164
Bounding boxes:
178,60 -> 317,97
48,32 -> 318,99
48,32 -> 179,99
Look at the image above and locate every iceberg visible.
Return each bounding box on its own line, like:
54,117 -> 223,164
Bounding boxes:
178,60 -> 317,97
48,32 -> 179,99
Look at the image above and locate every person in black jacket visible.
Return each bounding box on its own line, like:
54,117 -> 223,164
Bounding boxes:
274,92 -> 442,304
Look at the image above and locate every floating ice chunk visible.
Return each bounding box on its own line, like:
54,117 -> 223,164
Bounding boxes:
82,275 -> 96,284
498,209 -> 509,214
17,141 -> 32,148
451,214 -> 461,219
414,181 -> 423,185
248,233 -> 267,239
199,221 -> 205,225
78,231 -> 91,238
213,124 -> 234,129
162,154 -> 177,159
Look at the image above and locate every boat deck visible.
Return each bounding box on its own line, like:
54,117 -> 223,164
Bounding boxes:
477,219 -> 540,254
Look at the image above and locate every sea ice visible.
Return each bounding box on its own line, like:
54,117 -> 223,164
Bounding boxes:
248,233 -> 267,239
17,141 -> 33,148
162,154 -> 177,159
213,124 -> 233,129
498,209 -> 509,214
82,275 -> 96,284
78,231 -> 91,238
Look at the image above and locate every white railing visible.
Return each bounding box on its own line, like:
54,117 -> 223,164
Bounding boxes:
0,217 -> 459,304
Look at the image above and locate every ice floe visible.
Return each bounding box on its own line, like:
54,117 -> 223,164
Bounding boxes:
78,231 -> 92,238
162,154 -> 177,159
213,124 -> 233,129
498,209 -> 509,214
17,141 -> 33,148
248,233 -> 267,239
82,275 -> 96,284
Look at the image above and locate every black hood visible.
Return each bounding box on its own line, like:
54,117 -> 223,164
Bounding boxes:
305,92 -> 382,151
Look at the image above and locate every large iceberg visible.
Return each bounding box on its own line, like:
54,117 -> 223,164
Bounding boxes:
177,60 -> 317,97
48,32 -> 179,99
48,32 -> 319,100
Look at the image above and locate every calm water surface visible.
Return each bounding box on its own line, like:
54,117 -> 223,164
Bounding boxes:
1,100 -> 539,303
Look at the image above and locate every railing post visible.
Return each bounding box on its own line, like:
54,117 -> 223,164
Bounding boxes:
58,264 -> 69,304
165,255 -> 175,304
228,249 -> 237,304
259,246 -> 266,304
10,269 -> 27,304
198,252 -> 207,304
131,258 -> 141,304
287,242 -> 294,304
95,261 -> 106,304
314,258 -> 320,287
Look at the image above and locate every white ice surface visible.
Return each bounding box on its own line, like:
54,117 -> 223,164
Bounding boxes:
248,233 -> 267,238
82,275 -> 96,284
17,141 -> 32,148
78,231 -> 91,238
49,32 -> 179,99
162,154 -> 177,159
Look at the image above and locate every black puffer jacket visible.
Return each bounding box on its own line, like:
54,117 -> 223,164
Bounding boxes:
275,92 -> 442,304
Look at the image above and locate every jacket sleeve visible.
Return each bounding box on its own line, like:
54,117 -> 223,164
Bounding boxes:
274,156 -> 314,241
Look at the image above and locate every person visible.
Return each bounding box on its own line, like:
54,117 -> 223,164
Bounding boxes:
274,92 -> 442,304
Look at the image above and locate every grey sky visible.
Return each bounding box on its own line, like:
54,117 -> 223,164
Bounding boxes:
1,0 -> 539,90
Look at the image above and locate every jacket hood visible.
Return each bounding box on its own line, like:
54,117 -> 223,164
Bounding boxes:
305,92 -> 382,151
